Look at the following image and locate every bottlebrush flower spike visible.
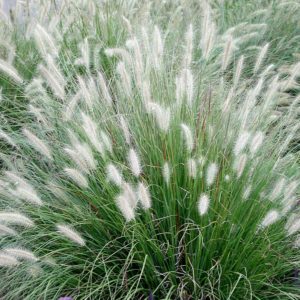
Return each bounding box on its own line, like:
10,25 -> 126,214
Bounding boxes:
116,61 -> 132,97
142,80 -> 152,108
106,164 -> 123,187
222,35 -> 234,71
152,25 -> 164,69
222,87 -> 234,113
183,24 -> 193,67
233,154 -> 247,178
34,24 -> 58,59
233,55 -> 244,88
260,210 -> 280,229
5,171 -> 28,187
122,182 -> 137,209
175,69 -> 194,106
81,112 -> 104,155
64,168 -> 89,188
56,224 -> 86,246
0,224 -> 17,236
64,147 -> 89,174
187,158 -> 197,178
119,116 -> 131,145
0,253 -> 19,267
233,131 -> 250,156
182,68 -> 194,106
141,26 -> 150,51
45,55 -> 66,87
250,131 -> 264,156
39,64 -> 65,100
200,0 -> 216,59
122,16 -> 132,33
126,37 -> 143,87
283,180 -> 298,201
100,131 -> 112,153
0,129 -> 16,148
11,185 -> 43,206
98,71 -> 112,106
254,43 -> 269,74
23,128 -> 52,160
147,102 -> 171,133
137,182 -> 151,210
116,193 -> 135,222
75,38 -> 89,68
0,58 -> 23,84
206,163 -> 218,186
287,218 -> 300,236
162,162 -> 171,185
73,143 -> 97,171
4,248 -> 38,262
181,123 -> 193,153
77,76 -> 93,108
128,148 -> 142,177
64,91 -> 81,121
198,194 -> 210,216
0,212 -> 34,227
269,178 -> 286,201
104,48 -> 131,66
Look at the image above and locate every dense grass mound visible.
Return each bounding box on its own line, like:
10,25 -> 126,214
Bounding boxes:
0,1 -> 299,299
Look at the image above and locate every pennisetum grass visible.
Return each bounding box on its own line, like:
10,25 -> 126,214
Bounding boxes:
0,0 -> 299,299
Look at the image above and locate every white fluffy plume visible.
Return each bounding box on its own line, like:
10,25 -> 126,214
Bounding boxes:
0,58 -> 23,84
187,158 -> 197,178
23,128 -> 52,160
137,182 -> 152,210
64,168 -> 89,188
269,178 -> 286,201
254,43 -> 269,74
119,116 -> 131,145
116,61 -> 132,97
206,163 -> 218,186
147,102 -> 171,133
128,148 -> 142,177
4,248 -> 38,262
121,182 -> 137,209
198,194 -> 210,216
181,123 -> 194,153
233,154 -> 247,178
106,163 -> 123,187
152,25 -> 164,69
287,218 -> 300,236
0,212 -> 34,227
163,162 -> 171,185
222,35 -> 234,71
234,131 -> 250,156
116,193 -> 135,222
0,224 -> 17,236
98,71 -> 113,106
5,171 -> 43,206
11,185 -> 43,206
56,224 -> 86,246
0,129 -> 17,148
81,112 -> 104,155
260,210 -> 280,229
177,68 -> 194,106
233,55 -> 244,87
250,131 -> 264,156
0,253 -> 19,267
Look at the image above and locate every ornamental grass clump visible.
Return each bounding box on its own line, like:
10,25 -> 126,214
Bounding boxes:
0,0 -> 300,299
